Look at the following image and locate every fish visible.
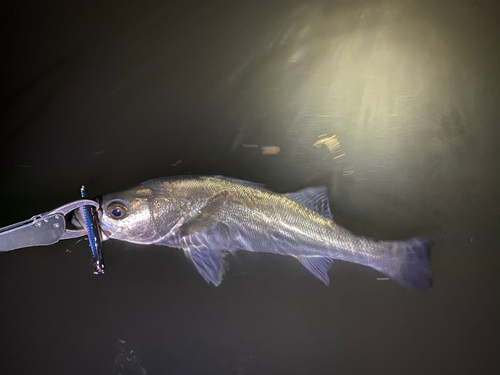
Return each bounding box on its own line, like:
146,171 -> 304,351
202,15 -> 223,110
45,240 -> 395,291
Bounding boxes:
93,175 -> 432,290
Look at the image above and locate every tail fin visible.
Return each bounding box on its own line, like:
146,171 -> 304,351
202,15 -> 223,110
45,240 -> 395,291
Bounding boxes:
382,238 -> 433,291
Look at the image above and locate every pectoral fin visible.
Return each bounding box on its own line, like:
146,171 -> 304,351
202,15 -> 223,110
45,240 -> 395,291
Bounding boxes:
179,191 -> 227,237
297,255 -> 334,286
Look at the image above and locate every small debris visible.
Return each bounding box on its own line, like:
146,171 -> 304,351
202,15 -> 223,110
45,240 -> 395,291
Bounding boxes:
243,144 -> 259,148
376,277 -> 389,281
261,146 -> 281,155
171,160 -> 182,167
115,339 -> 147,375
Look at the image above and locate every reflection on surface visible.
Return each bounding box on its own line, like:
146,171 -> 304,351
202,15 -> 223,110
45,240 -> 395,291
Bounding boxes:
313,134 -> 342,156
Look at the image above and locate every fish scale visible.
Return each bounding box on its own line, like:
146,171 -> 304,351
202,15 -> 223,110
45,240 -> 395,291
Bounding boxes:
97,175 -> 432,290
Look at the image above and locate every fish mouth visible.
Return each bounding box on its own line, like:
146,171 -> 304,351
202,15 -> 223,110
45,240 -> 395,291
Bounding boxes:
71,195 -> 112,241
94,194 -> 113,240
98,222 -> 113,240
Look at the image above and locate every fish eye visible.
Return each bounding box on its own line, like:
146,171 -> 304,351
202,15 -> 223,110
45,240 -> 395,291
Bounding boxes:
106,200 -> 128,219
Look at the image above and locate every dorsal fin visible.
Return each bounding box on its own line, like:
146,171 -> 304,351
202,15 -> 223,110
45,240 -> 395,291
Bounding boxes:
285,186 -> 333,220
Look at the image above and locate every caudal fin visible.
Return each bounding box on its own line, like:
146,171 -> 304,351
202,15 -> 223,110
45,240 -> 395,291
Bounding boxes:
382,238 -> 432,291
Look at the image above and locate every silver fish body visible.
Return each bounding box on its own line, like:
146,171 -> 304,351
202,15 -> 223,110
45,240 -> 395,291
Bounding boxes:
98,176 -> 432,290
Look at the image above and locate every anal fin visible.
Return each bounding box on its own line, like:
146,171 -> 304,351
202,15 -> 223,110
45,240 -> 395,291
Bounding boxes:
297,255 -> 334,286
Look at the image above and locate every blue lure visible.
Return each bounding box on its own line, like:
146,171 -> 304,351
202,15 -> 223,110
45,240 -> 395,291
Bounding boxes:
80,186 -> 104,274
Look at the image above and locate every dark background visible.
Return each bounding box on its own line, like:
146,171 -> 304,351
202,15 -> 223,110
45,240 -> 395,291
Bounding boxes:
1,1 -> 499,374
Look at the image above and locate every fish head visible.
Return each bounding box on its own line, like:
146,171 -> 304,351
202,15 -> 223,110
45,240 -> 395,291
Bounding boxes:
98,187 -> 159,244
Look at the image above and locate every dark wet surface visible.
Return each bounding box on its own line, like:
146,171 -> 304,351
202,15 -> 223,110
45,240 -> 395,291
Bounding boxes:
1,0 -> 500,374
